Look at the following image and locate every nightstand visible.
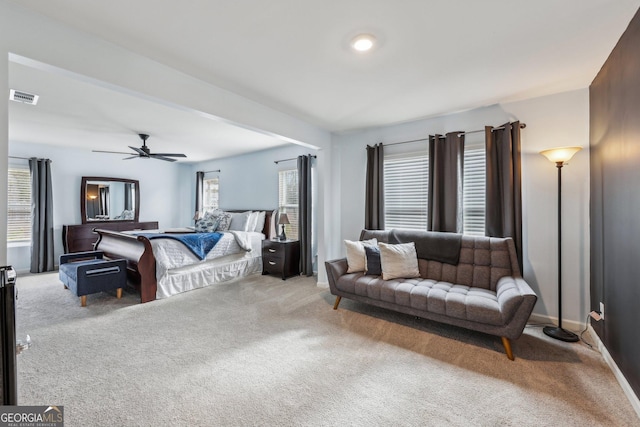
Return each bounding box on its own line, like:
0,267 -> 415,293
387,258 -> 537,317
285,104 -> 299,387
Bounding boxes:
262,239 -> 300,280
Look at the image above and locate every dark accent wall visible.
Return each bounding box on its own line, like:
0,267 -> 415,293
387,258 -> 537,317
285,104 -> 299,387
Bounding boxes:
590,7 -> 640,399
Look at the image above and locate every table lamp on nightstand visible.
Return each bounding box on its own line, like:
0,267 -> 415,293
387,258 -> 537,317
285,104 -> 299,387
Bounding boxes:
278,213 -> 290,241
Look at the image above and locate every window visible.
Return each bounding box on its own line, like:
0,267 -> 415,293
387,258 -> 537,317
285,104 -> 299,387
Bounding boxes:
278,169 -> 298,240
462,138 -> 486,236
203,177 -> 219,212
7,167 -> 31,242
382,141 -> 486,236
383,151 -> 429,231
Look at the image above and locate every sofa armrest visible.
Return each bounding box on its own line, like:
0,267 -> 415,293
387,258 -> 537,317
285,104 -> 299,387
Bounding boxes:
496,276 -> 538,339
60,251 -> 104,265
324,258 -> 348,293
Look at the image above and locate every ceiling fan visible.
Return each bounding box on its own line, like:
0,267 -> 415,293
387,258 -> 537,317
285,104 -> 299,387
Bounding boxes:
93,133 -> 187,162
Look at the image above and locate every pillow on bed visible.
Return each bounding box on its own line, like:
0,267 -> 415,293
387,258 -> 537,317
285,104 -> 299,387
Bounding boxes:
229,211 -> 252,231
195,212 -> 220,233
253,211 -> 266,233
210,209 -> 232,231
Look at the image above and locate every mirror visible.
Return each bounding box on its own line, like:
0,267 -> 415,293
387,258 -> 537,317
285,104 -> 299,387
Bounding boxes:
81,177 -> 140,224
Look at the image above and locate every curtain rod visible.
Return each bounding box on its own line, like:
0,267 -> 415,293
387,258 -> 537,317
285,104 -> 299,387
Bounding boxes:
202,169 -> 220,174
385,123 -> 526,147
273,154 -> 317,164
9,156 -> 53,162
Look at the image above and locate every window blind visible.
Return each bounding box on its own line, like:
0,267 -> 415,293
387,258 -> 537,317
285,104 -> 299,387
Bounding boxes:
7,167 -> 31,242
463,139 -> 486,236
278,169 -> 299,240
383,151 -> 429,231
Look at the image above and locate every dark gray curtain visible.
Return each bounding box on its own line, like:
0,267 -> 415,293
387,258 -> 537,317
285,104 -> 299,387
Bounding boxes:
195,171 -> 204,217
485,121 -> 523,271
365,143 -> 384,230
29,158 -> 54,273
297,155 -> 313,276
428,132 -> 464,232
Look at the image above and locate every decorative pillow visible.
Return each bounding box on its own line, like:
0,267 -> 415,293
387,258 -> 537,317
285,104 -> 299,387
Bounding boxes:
195,212 -> 220,233
211,209 -> 232,231
345,238 -> 378,273
379,242 -> 420,280
229,211 -> 252,231
364,245 -> 382,276
253,211 -> 266,233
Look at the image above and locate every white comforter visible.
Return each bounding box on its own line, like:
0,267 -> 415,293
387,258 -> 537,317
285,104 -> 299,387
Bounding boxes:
147,231 -> 265,299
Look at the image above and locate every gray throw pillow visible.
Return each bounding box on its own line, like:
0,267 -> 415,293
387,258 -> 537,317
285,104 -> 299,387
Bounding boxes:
364,245 -> 382,276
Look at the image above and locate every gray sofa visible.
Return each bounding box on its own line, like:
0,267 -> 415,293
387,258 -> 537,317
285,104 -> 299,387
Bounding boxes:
325,230 -> 537,360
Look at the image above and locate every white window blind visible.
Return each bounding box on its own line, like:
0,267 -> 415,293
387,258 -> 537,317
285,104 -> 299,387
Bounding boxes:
203,177 -> 219,211
278,169 -> 299,240
383,151 -> 429,231
7,167 -> 31,242
463,138 -> 486,236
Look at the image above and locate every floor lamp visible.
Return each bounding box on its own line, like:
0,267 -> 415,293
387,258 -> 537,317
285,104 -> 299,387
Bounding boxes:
540,146 -> 582,342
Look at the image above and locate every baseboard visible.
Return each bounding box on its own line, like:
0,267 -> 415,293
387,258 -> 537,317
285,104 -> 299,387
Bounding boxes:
316,281 -> 329,288
588,325 -> 640,419
528,313 -> 586,333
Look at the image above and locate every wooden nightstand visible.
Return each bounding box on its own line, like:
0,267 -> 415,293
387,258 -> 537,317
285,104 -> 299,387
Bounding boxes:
262,239 -> 300,280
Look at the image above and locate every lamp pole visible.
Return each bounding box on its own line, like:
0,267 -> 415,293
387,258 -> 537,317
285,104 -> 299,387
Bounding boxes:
542,158 -> 579,342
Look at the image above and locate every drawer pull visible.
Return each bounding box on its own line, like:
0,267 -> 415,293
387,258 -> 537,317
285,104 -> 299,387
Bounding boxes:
268,261 -> 276,265
268,249 -> 276,253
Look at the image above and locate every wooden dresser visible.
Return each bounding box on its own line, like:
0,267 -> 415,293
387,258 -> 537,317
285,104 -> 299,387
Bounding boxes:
62,221 -> 159,253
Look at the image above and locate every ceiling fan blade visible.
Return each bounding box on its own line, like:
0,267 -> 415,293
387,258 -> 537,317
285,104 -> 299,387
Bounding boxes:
152,153 -> 187,157
129,146 -> 148,156
93,150 -> 135,155
151,155 -> 178,162
122,155 -> 139,160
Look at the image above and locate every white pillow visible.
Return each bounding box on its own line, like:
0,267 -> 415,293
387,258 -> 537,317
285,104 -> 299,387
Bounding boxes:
379,242 -> 420,280
345,238 -> 378,273
246,211 -> 259,232
253,211 -> 266,233
229,211 -> 252,231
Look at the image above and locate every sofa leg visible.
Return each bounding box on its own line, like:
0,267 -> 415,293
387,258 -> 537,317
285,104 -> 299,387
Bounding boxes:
116,288 -> 123,299
501,337 -> 514,361
80,295 -> 87,307
333,296 -> 342,310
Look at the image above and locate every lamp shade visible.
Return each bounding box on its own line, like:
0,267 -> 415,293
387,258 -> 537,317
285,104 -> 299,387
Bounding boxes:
278,213 -> 290,225
540,146 -> 582,164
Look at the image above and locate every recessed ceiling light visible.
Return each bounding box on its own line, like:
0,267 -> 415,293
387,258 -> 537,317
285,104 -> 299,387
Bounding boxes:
351,34 -> 376,52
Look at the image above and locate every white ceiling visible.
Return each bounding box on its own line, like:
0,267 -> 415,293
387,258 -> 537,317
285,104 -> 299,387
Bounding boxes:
8,0 -> 640,161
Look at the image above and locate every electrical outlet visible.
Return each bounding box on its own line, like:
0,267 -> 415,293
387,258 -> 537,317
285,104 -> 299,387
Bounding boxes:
600,302 -> 605,320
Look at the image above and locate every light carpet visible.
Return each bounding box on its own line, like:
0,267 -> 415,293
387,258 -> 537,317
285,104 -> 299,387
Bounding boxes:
14,272 -> 639,427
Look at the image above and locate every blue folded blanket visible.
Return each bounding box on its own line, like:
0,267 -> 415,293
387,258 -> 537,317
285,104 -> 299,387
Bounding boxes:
135,232 -> 223,260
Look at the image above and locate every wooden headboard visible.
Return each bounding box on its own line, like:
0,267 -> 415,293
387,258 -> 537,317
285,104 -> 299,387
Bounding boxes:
226,209 -> 275,240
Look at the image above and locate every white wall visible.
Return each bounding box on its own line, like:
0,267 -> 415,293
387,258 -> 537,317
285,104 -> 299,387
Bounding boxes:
8,141 -> 188,272
330,89 -> 590,325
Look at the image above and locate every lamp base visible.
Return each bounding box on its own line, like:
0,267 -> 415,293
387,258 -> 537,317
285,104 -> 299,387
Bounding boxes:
543,326 -> 579,342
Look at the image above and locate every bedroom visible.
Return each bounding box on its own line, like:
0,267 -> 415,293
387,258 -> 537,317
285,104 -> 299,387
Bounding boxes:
2,0 -> 640,425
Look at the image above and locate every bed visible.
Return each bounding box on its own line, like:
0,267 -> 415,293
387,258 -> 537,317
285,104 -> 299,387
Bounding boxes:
93,209 -> 274,303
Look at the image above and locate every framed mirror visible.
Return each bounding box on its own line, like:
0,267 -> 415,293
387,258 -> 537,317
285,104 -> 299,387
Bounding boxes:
81,177 -> 140,224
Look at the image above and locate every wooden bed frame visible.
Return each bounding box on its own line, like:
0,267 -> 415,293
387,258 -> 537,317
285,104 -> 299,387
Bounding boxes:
93,210 -> 274,303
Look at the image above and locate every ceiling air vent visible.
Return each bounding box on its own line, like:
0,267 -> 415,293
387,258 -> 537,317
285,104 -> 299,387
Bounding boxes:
9,89 -> 39,105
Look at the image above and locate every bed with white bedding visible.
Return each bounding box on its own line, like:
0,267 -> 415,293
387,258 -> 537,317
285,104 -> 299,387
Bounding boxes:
93,209 -> 274,303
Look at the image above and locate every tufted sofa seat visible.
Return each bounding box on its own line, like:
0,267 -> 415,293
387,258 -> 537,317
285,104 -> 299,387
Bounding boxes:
325,230 -> 537,360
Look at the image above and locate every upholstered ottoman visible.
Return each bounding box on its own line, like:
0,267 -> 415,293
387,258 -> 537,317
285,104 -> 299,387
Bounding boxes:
59,251 -> 127,306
